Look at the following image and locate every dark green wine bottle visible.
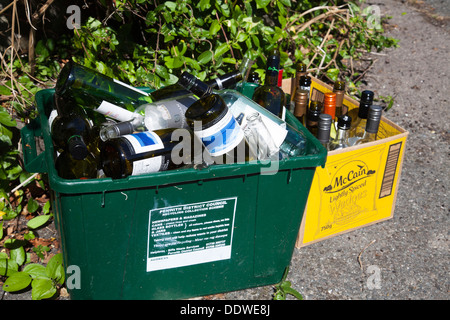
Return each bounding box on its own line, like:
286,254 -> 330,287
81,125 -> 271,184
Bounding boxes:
55,61 -> 153,113
55,149 -> 98,179
252,49 -> 286,119
305,101 -> 322,136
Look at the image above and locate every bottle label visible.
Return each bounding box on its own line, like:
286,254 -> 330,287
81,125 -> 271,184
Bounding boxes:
144,96 -> 193,130
195,110 -> 244,157
123,131 -> 165,175
97,100 -> 136,122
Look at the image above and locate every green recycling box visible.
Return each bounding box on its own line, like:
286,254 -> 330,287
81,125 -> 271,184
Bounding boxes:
21,87 -> 327,300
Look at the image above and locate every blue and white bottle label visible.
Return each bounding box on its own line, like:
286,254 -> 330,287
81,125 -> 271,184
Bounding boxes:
124,131 -> 165,175
195,110 -> 244,157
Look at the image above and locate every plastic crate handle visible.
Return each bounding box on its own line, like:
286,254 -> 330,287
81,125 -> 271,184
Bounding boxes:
20,116 -> 48,174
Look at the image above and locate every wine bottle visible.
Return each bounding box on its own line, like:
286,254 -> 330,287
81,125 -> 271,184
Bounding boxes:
323,92 -> 337,139
236,72 -> 260,99
333,80 -> 346,117
329,115 -> 352,151
98,94 -> 196,141
185,94 -> 256,165
293,89 -> 309,126
305,101 -> 322,136
291,62 -> 307,102
299,75 -> 311,99
353,105 -> 383,146
55,149 -> 98,179
317,113 -> 332,150
50,98 -> 92,159
252,49 -> 286,119
55,61 -> 153,113
100,128 -> 198,179
348,90 -> 374,131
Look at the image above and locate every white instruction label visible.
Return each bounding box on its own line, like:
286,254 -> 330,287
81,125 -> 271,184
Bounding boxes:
147,197 -> 237,272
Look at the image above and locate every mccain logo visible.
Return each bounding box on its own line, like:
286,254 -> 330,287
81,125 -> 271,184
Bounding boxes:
323,160 -> 375,193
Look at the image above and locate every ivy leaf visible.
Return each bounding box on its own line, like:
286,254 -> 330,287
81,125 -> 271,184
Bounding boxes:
23,263 -> 49,279
326,68 -> 340,82
27,215 -> 51,230
256,0 -> 271,10
2,272 -> 32,292
209,20 -> 221,36
31,278 -> 56,300
214,43 -> 229,58
27,198 -> 40,214
198,51 -> 213,64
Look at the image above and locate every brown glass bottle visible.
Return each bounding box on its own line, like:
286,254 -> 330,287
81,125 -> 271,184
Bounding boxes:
333,80 -> 346,117
293,89 -> 309,126
306,101 -> 322,136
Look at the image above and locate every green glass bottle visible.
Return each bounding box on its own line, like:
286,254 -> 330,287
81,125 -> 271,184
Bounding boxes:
55,149 -> 98,180
252,49 -> 286,119
55,61 -> 153,113
291,61 -> 307,102
305,101 -> 322,136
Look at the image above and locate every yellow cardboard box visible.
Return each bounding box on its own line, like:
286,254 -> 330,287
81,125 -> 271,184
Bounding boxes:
282,77 -> 408,248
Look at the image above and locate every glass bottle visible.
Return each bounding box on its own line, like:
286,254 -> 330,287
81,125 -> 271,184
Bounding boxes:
55,149 -> 98,179
317,113 -> 332,150
305,101 -> 322,136
291,62 -> 307,102
100,128 -> 196,179
299,75 -> 311,99
348,90 -> 374,130
323,92 -> 337,140
252,49 -> 286,119
333,80 -> 346,117
353,105 -> 383,146
98,94 -> 196,141
244,112 -> 279,160
185,94 -> 256,165
236,72 -> 260,99
50,97 -> 92,159
293,89 -> 309,126
55,61 -> 153,113
329,115 -> 352,151
349,90 -> 375,144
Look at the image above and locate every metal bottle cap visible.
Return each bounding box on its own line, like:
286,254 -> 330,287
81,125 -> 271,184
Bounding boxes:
366,105 -> 383,133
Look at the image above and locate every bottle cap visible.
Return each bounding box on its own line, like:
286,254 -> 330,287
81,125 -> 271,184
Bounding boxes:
337,114 -> 352,130
294,90 -> 309,105
317,114 -> 332,143
360,90 -> 374,104
323,92 -> 336,119
366,105 -> 383,133
68,135 -> 88,160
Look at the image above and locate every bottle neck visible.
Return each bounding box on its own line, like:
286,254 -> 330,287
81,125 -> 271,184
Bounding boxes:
206,71 -> 242,90
336,127 -> 350,141
179,72 -> 213,98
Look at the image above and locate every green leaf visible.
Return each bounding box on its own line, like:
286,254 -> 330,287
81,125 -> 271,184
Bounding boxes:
23,263 -> 49,279
214,43 -> 229,58
256,0 -> 270,9
0,222 -> 3,240
27,198 -> 39,213
45,253 -> 64,282
31,278 -> 56,300
198,51 -> 213,64
0,108 -> 16,127
326,68 -> 340,82
10,246 -> 26,266
0,85 -> 11,95
209,20 -> 221,36
2,272 -> 32,292
0,258 -> 19,276
27,215 -> 51,230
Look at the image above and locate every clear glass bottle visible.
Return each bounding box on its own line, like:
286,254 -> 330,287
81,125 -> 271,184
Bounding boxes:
353,105 -> 383,146
329,115 -> 352,151
317,113 -> 332,150
251,49 -> 286,119
245,112 -> 279,160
